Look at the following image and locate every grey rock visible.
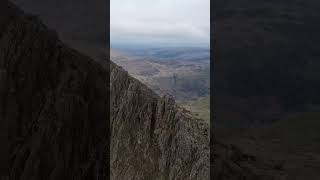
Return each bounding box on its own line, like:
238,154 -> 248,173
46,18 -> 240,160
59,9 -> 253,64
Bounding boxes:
110,64 -> 209,179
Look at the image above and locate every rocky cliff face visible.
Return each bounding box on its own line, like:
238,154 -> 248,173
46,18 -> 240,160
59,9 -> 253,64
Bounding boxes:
0,2 -> 209,179
110,63 -> 209,179
0,2 -> 109,179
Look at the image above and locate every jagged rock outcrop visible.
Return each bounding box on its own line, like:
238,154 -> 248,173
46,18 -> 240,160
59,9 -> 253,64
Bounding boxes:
110,63 -> 209,179
0,2 -> 109,179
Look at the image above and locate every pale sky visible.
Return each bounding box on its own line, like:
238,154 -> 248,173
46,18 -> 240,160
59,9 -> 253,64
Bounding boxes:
111,0 -> 210,47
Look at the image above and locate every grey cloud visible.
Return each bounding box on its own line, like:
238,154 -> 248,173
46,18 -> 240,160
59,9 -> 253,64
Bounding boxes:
111,0 -> 210,46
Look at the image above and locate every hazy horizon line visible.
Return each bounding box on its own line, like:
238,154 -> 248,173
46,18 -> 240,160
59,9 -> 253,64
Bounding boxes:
111,42 -> 210,50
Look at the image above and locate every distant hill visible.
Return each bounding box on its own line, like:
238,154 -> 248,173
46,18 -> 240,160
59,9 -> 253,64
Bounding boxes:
111,48 -> 210,101
121,47 -> 210,62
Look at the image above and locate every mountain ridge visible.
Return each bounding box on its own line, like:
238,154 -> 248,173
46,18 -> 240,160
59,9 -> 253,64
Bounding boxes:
0,1 -> 286,180
0,2 -> 209,179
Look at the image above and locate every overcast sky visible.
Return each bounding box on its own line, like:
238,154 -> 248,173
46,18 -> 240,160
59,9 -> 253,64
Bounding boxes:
111,0 -> 210,47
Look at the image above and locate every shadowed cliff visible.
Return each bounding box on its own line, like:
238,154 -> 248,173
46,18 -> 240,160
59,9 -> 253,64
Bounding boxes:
0,2 -> 109,179
11,0 -> 109,63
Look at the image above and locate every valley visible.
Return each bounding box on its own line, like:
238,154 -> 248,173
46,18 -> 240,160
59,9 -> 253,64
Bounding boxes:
111,47 -> 210,121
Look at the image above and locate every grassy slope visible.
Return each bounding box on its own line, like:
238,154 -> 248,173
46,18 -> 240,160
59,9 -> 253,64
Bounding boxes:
180,96 -> 210,123
151,69 -> 210,100
213,1 -> 320,178
220,111 -> 320,180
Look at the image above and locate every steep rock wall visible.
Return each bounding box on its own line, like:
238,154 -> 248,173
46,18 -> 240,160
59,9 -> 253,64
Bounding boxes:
110,63 -> 209,179
0,3 -> 109,179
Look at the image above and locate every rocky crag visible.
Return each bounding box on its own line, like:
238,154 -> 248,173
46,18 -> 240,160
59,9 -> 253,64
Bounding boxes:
0,1 -> 287,180
0,2 -> 209,179
0,2 -> 109,179
110,62 -> 209,179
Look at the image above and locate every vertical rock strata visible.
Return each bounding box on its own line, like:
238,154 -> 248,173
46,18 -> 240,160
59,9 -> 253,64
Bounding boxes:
110,63 -> 209,179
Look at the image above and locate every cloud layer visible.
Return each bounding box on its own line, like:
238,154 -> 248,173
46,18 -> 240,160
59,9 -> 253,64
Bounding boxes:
111,0 -> 210,47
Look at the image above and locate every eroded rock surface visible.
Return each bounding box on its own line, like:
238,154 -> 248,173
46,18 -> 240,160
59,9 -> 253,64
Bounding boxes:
110,63 -> 209,180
